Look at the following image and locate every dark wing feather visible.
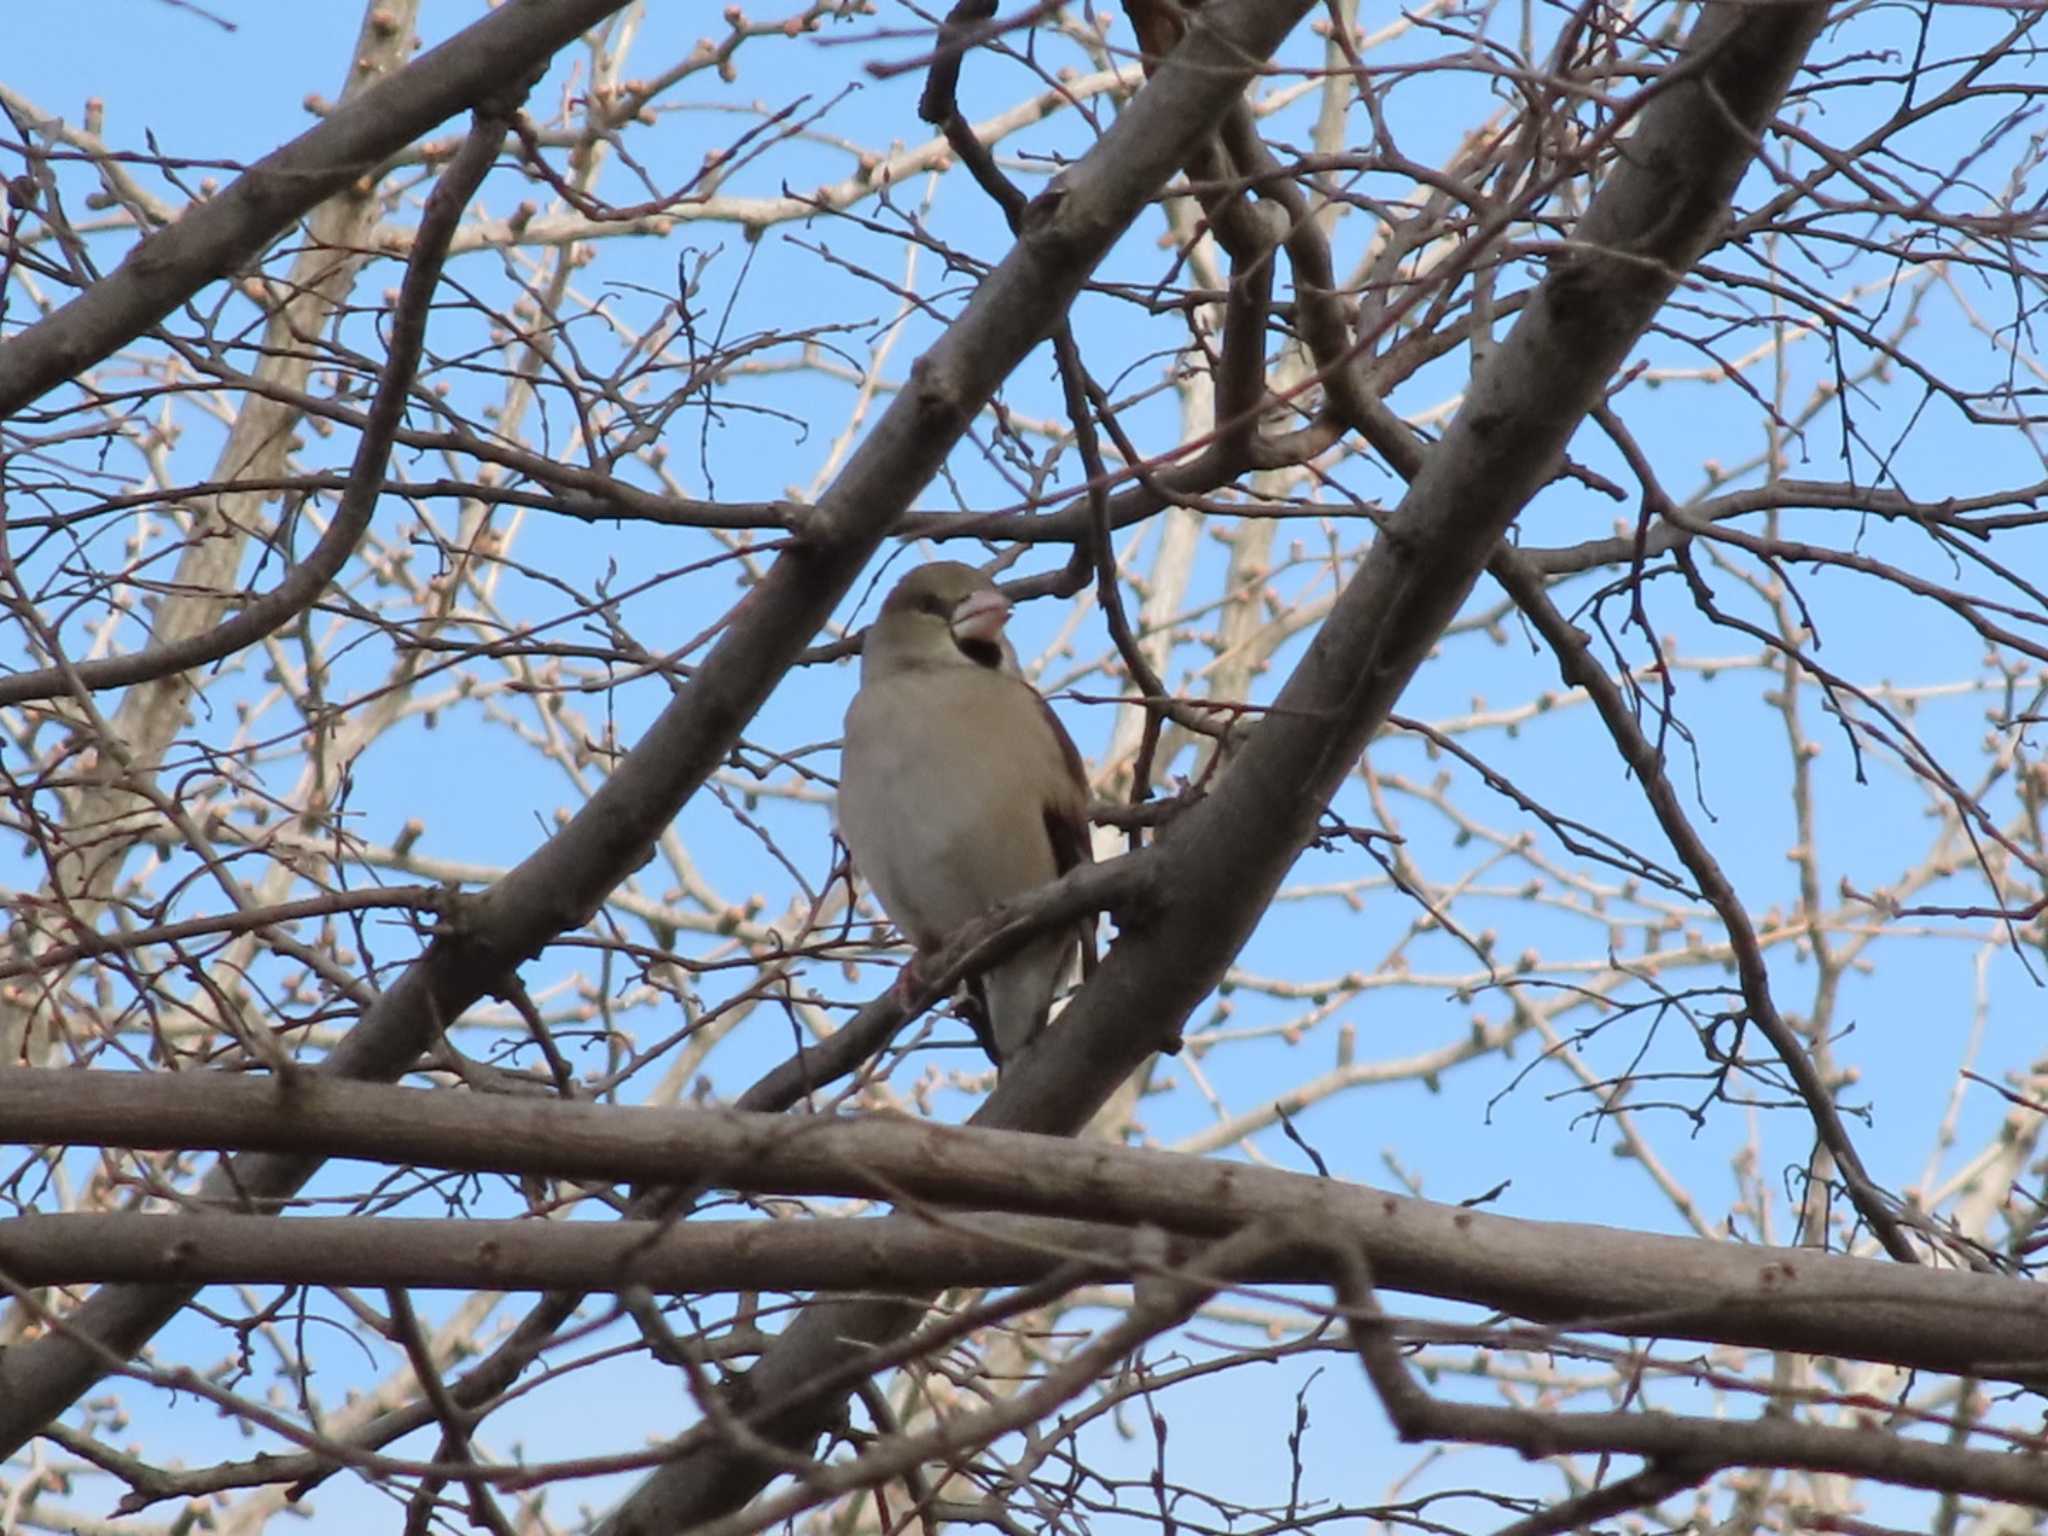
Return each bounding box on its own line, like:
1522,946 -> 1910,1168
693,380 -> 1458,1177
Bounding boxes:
1034,691 -> 1097,977
961,975 -> 1002,1063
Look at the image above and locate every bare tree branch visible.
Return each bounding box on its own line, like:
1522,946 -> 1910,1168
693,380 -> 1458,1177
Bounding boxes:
2,1071 -> 2045,1381
0,0 -> 640,416
598,2 -> 1836,1527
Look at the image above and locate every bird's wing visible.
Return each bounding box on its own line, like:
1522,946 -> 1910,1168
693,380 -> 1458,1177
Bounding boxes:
1030,687 -> 1096,977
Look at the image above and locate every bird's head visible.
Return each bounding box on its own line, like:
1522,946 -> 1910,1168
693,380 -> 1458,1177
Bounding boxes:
864,562 -> 1016,678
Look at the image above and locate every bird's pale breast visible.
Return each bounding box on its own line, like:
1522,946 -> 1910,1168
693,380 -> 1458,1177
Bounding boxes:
839,667 -> 1067,948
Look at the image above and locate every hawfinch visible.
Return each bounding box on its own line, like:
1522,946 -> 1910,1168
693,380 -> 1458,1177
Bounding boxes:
838,562 -> 1094,1066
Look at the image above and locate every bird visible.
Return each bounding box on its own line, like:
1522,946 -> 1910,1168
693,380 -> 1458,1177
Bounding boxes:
837,561 -> 1094,1067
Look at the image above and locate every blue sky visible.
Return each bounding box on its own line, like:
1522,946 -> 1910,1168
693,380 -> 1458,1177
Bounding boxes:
5,0 -> 2046,1530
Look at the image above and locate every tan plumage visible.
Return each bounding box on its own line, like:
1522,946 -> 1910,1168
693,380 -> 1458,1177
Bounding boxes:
837,562 -> 1093,1066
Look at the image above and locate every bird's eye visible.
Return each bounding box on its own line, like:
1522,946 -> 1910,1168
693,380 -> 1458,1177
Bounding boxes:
916,593 -> 951,618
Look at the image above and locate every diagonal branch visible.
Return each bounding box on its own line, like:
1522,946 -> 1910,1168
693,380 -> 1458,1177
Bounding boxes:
0,0 -> 641,417
1484,546 -> 1921,1264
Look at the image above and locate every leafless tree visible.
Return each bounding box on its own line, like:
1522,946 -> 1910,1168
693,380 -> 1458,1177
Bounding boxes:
3,0 -> 2047,1532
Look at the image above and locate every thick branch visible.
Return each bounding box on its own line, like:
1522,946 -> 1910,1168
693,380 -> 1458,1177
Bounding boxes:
4,1070 -> 2042,1383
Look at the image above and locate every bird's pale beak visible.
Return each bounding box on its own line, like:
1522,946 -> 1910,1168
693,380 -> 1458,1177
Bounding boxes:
950,588 -> 1011,647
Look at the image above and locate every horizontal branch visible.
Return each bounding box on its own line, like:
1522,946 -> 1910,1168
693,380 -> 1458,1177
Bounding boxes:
5,1069 -> 2045,1382
0,1212 -> 1129,1293
1339,1252 -> 2048,1512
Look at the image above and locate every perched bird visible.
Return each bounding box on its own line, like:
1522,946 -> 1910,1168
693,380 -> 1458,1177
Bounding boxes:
838,562 -> 1094,1066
